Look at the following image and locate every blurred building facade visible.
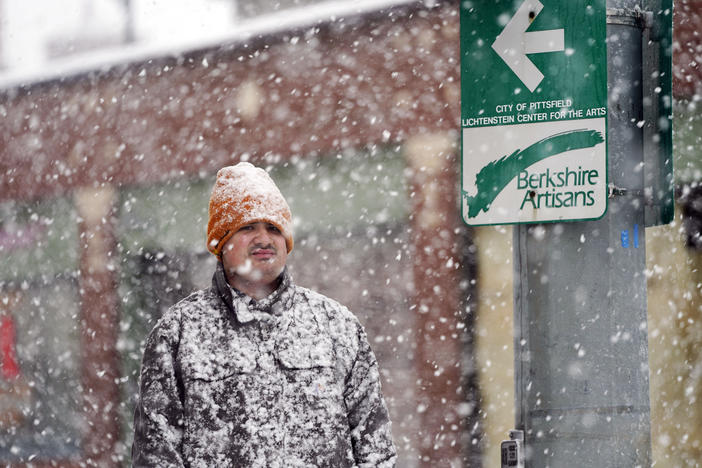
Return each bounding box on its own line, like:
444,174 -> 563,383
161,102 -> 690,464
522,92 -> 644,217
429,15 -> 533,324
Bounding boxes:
0,0 -> 700,467
0,1 -> 475,466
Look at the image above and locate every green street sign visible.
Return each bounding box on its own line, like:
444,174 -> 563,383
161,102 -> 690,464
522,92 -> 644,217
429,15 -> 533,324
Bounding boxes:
460,0 -> 608,225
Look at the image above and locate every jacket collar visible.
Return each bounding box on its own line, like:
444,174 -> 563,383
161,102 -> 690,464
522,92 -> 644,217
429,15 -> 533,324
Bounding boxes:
212,261 -> 294,324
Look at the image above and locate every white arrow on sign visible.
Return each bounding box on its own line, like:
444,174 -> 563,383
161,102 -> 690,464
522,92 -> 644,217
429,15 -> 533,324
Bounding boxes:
492,0 -> 564,92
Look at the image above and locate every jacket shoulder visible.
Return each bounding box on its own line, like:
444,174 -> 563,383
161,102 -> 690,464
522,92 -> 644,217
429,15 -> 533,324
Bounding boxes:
292,286 -> 358,322
168,288 -> 215,315
147,288 -> 217,339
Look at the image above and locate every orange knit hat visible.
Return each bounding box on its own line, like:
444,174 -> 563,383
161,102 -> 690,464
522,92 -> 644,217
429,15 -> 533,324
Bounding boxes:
207,162 -> 293,256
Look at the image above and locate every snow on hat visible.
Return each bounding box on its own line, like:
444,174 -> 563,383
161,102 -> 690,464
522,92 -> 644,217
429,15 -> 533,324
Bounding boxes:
207,162 -> 293,256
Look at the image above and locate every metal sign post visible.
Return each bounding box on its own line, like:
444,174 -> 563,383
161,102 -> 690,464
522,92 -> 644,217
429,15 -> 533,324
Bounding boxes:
461,0 -> 673,465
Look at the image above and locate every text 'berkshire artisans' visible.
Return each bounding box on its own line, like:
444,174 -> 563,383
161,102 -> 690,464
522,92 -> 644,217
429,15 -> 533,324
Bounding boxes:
517,166 -> 599,210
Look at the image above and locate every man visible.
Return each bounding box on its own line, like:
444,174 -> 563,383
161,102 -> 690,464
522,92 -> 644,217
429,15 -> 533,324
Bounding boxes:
132,162 -> 397,467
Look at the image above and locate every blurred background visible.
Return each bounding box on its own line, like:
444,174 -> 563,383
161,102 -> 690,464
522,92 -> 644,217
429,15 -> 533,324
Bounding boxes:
0,0 -> 700,466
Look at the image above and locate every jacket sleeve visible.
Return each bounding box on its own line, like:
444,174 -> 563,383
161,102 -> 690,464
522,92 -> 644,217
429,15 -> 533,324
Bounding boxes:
343,325 -> 397,467
132,309 -> 185,468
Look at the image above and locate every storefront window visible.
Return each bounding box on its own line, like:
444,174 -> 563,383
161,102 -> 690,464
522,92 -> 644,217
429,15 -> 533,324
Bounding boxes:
0,197 -> 83,462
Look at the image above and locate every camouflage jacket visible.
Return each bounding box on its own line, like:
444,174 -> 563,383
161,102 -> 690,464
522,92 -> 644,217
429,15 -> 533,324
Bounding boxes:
132,263 -> 396,467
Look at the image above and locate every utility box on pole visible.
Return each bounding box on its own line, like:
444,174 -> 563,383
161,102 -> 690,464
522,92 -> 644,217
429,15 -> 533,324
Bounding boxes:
460,0 -> 673,466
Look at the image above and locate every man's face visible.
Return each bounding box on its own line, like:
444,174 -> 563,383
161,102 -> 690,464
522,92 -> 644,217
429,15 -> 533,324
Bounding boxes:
221,221 -> 288,294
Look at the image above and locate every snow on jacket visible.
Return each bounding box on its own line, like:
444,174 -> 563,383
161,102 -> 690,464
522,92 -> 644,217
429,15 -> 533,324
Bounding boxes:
132,262 -> 397,467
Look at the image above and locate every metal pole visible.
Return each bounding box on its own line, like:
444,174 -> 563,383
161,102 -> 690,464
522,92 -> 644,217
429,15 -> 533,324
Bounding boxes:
513,1 -> 651,466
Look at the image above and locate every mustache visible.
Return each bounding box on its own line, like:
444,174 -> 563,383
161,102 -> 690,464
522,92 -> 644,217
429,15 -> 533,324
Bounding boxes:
249,243 -> 276,253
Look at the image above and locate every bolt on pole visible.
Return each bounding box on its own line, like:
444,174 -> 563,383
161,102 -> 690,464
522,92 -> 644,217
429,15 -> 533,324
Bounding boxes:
512,1 -> 652,466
